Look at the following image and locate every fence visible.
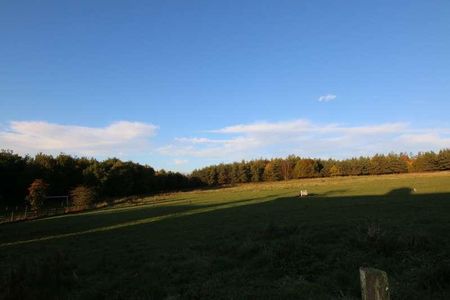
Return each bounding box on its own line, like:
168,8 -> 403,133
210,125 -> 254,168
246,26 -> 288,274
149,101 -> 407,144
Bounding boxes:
0,195 -> 184,225
0,205 -> 103,224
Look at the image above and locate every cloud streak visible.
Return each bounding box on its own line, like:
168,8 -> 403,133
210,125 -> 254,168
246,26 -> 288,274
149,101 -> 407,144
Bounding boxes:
160,119 -> 450,163
173,159 -> 189,165
318,94 -> 336,102
0,121 -> 158,157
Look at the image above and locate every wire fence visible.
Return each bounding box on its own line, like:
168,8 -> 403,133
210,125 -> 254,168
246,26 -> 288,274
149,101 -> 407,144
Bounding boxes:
0,194 -> 191,225
0,206 -> 89,224
0,194 -> 197,224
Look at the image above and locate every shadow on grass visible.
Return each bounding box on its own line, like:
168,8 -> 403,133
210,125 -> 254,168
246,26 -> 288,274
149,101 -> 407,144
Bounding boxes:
386,187 -> 415,197
0,192 -> 291,246
1,187 -> 448,247
0,187 -> 449,299
313,189 -> 349,196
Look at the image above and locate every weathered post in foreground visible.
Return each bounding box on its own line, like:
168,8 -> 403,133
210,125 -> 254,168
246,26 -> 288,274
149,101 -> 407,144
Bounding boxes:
360,267 -> 390,300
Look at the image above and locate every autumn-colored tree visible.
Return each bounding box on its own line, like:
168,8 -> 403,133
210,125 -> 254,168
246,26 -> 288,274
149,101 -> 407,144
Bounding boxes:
293,159 -> 317,178
280,159 -> 293,180
329,165 -> 341,177
70,185 -> 96,208
263,160 -> 282,181
27,179 -> 48,210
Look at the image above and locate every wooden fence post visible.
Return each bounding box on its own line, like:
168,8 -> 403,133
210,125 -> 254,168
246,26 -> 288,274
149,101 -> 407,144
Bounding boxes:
360,267 -> 390,300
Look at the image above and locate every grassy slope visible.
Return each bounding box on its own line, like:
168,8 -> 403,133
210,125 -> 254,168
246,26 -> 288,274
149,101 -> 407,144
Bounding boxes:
1,172 -> 450,299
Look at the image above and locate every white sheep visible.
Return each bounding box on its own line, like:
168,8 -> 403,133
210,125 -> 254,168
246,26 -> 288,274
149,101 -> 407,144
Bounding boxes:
299,190 -> 308,197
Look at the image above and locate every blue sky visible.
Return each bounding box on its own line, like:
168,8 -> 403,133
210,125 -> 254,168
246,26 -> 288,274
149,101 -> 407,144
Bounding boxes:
1,1 -> 450,172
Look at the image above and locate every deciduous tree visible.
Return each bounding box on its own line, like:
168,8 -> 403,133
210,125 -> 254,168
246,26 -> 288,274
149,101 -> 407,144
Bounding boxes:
27,179 -> 48,210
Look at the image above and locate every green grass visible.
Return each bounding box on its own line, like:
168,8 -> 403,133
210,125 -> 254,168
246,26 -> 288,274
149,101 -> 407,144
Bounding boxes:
1,172 -> 450,299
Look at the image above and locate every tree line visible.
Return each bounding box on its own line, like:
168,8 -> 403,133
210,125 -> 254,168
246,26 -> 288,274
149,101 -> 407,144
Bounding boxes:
0,150 -> 203,207
191,149 -> 450,186
2,149 -> 450,208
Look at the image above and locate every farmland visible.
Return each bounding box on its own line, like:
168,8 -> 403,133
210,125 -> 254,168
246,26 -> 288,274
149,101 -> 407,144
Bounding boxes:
1,172 -> 450,299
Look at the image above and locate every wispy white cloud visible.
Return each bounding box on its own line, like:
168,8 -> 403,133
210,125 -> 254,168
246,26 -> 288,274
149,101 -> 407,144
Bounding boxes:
0,121 -> 158,157
211,120 -> 312,134
159,136 -> 262,159
318,94 -> 336,102
174,137 -> 229,144
399,133 -> 450,149
159,119 -> 450,163
173,159 -> 189,165
211,120 -> 406,135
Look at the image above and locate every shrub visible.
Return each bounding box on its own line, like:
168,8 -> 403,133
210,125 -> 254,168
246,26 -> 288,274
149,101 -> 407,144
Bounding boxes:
26,179 -> 48,210
70,185 -> 95,208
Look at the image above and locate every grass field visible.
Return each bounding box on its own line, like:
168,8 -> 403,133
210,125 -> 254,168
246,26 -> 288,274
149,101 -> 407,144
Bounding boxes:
1,172 -> 450,299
